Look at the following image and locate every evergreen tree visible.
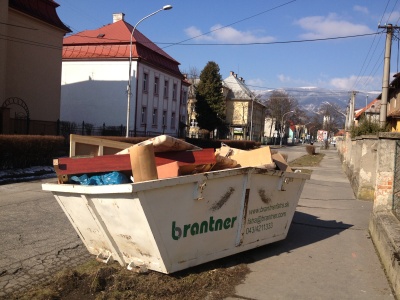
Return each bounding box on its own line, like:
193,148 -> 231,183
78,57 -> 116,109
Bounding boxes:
195,61 -> 226,137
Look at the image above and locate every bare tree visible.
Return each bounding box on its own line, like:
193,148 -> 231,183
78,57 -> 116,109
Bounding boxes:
183,66 -> 200,98
264,90 -> 299,136
318,102 -> 345,136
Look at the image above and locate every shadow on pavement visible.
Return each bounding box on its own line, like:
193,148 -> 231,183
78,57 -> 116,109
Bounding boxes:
173,211 -> 353,273
245,211 -> 353,261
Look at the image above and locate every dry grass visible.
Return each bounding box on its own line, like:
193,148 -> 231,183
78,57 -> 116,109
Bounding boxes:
290,153 -> 325,168
7,255 -> 251,300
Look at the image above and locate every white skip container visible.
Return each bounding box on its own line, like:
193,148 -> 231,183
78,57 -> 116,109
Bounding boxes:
42,167 -> 309,274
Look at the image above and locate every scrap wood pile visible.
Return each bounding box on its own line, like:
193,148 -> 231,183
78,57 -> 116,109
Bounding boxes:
53,134 -> 292,185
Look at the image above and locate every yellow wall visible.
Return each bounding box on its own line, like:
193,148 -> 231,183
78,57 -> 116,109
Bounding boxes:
4,9 -> 65,121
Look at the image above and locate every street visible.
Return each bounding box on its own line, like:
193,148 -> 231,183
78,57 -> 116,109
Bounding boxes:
0,178 -> 91,297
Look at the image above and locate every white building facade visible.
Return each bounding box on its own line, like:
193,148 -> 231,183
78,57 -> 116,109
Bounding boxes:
61,13 -> 188,137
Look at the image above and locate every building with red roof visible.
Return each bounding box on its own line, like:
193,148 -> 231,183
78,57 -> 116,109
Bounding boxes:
61,13 -> 188,137
0,0 -> 70,134
354,97 -> 381,126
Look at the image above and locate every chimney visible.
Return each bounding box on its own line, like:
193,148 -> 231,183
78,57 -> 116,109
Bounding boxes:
239,77 -> 244,82
113,13 -> 125,23
230,71 -> 235,76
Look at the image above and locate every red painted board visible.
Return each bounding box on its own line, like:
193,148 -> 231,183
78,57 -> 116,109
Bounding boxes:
54,149 -> 216,176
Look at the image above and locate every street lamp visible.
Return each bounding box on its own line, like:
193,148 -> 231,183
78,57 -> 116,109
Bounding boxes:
280,110 -> 293,147
126,5 -> 173,137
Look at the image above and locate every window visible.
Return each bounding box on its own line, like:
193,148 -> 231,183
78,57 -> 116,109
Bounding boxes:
182,91 -> 187,104
164,80 -> 169,98
154,77 -> 159,95
172,83 -> 177,100
143,73 -> 148,92
171,112 -> 175,128
152,108 -> 158,125
162,111 -> 167,126
141,107 -> 147,124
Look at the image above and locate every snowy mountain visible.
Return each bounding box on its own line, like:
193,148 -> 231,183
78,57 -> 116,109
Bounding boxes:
252,87 -> 381,115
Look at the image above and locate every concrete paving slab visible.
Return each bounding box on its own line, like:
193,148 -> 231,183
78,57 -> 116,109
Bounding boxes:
227,149 -> 395,300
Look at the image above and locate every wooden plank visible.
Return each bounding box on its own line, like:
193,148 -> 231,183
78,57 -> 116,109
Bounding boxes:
70,134 -> 133,157
272,152 -> 292,172
54,149 -> 216,183
230,147 -> 273,168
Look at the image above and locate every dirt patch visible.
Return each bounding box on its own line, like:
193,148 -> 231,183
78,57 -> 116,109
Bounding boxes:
7,254 -> 251,300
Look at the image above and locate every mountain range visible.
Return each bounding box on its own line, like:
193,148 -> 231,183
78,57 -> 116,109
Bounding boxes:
252,87 -> 381,115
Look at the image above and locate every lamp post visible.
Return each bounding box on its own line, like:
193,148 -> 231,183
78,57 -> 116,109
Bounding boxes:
280,110 -> 293,147
126,5 -> 173,137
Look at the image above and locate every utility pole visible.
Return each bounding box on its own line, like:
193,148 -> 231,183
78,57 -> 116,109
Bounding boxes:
347,91 -> 357,129
378,24 -> 400,126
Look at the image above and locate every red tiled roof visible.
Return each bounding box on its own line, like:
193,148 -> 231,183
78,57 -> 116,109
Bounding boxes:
354,98 -> 380,119
9,0 -> 71,33
63,20 -> 181,77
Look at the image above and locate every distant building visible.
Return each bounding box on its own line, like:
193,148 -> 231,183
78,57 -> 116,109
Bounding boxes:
386,73 -> 400,131
0,0 -> 70,134
223,71 -> 266,141
61,13 -> 188,137
354,97 -> 381,126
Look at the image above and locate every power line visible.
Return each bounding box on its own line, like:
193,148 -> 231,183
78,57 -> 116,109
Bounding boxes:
157,32 -> 380,47
162,0 -> 297,49
351,0 -> 394,92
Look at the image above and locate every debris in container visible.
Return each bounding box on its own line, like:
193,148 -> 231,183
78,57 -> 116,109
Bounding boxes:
129,143 -> 158,183
222,145 -> 276,169
70,171 -> 130,185
53,134 -> 294,185
117,134 -> 201,154
211,154 -> 237,171
271,152 -> 293,172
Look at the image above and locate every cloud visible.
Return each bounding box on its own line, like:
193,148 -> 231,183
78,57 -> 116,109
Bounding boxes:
184,26 -> 213,41
354,5 -> 369,14
295,13 -> 373,39
246,78 -> 265,88
278,74 -> 291,83
184,24 -> 275,44
329,75 -> 380,90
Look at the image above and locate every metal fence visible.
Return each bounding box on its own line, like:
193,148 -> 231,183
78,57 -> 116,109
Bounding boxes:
57,121 -> 180,138
58,121 -> 125,138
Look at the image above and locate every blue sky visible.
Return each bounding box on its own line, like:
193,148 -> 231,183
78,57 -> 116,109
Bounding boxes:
57,0 -> 400,94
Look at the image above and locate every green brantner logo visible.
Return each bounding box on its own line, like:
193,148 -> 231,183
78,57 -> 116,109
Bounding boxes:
172,216 -> 237,240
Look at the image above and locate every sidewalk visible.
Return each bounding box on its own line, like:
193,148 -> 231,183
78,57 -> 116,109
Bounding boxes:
227,149 -> 395,300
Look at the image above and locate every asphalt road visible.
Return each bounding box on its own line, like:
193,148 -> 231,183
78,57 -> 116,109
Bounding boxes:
0,178 -> 91,297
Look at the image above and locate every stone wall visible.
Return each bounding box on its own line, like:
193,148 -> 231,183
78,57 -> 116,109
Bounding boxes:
337,133 -> 378,201
337,132 -> 400,298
